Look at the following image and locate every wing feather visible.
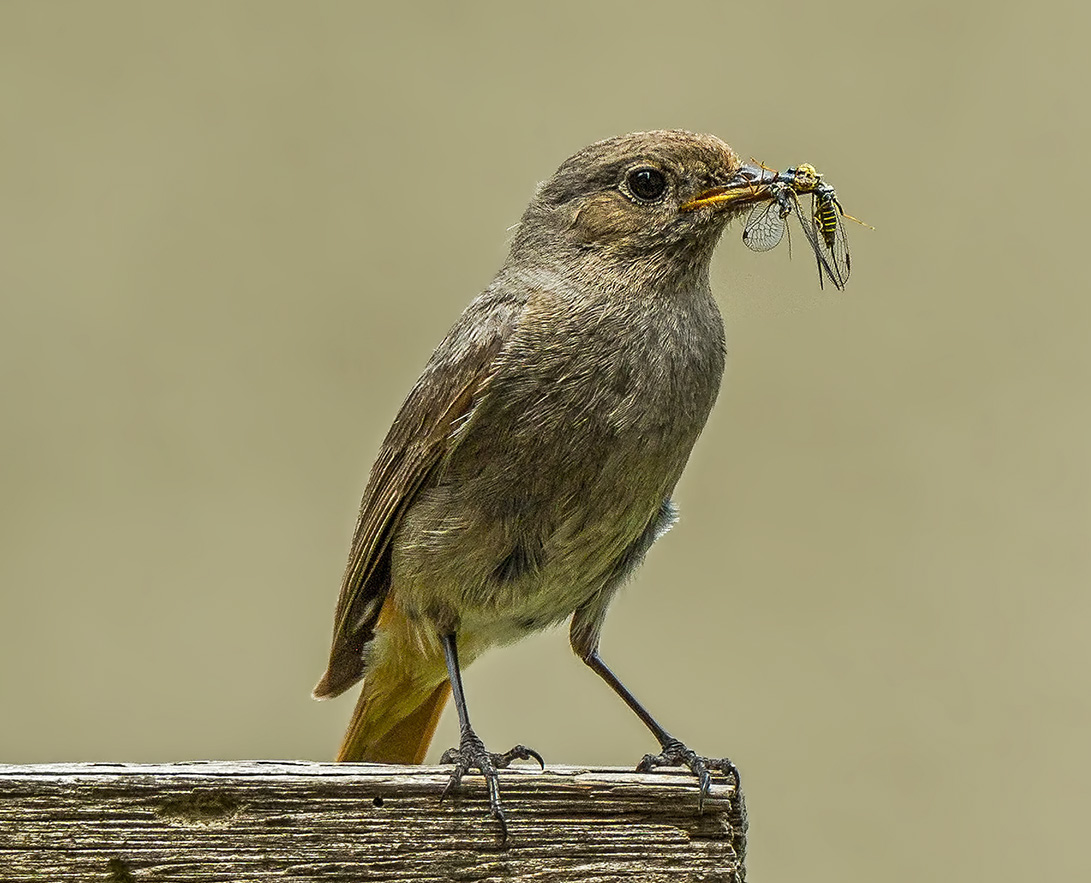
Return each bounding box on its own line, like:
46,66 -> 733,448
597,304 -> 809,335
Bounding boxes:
313,293 -> 522,698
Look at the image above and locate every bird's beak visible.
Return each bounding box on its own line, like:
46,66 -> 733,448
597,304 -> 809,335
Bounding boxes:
679,162 -> 779,213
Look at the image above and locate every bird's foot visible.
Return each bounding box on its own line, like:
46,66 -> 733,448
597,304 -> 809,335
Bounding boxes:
637,738 -> 739,811
440,729 -> 544,843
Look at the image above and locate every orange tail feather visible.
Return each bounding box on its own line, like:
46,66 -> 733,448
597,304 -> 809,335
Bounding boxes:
332,601 -> 451,763
337,677 -> 451,763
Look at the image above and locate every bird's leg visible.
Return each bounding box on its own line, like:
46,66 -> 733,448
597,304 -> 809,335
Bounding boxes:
579,649 -> 739,810
569,508 -> 741,811
438,632 -> 544,842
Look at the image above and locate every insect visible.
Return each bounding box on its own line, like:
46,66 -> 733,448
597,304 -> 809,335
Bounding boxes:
742,163 -> 869,291
740,181 -> 795,253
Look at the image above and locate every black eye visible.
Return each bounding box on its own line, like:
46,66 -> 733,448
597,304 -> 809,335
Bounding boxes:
626,167 -> 668,202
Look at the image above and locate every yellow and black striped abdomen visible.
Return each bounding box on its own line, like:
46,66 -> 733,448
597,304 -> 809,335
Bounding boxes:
814,194 -> 840,251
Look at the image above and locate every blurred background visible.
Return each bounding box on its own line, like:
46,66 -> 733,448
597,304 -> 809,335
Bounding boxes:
2,1 -> 1088,879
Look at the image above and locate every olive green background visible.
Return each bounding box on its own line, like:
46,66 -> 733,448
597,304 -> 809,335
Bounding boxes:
2,1 -> 1088,879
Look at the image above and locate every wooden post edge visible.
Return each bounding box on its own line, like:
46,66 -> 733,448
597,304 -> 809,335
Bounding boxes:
0,761 -> 747,882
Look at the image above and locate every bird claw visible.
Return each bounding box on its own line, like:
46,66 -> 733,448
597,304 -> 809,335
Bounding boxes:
636,738 -> 739,811
440,730 -> 545,843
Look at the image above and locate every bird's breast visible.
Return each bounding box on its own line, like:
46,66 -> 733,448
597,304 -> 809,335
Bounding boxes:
491,284 -> 725,441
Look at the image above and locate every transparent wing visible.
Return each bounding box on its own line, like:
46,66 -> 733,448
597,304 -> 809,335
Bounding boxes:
792,191 -> 841,291
742,199 -> 787,252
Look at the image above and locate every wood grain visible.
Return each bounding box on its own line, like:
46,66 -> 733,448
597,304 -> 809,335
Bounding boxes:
0,761 -> 747,882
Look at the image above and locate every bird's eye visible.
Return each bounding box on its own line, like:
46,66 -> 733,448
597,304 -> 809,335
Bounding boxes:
625,167 -> 668,202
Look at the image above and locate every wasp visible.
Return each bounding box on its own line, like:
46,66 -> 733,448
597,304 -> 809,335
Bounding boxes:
741,162 -> 869,291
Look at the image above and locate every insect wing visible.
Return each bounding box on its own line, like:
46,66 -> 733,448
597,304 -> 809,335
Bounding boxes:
792,192 -> 840,290
742,199 -> 787,252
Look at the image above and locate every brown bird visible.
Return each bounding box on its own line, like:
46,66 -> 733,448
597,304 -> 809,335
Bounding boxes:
314,130 -> 775,834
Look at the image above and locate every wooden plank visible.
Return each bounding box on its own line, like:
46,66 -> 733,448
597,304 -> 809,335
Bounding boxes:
0,761 -> 746,882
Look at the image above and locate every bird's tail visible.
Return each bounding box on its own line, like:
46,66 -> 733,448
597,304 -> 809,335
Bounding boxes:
337,675 -> 451,763
329,604 -> 452,763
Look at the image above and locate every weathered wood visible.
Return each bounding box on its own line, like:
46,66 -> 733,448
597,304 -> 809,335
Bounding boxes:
0,761 -> 746,882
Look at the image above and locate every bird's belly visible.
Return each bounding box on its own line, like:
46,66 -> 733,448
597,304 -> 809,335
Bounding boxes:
390,454 -> 662,644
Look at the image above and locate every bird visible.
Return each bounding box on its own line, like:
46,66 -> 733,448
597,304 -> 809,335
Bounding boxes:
314,129 -> 774,837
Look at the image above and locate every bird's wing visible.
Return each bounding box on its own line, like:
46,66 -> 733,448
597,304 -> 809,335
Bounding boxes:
313,293 -> 523,698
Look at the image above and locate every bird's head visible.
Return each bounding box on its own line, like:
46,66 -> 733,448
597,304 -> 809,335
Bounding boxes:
508,130 -> 773,286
